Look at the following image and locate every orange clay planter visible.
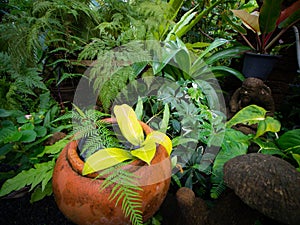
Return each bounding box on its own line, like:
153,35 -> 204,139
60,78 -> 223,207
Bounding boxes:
52,119 -> 171,225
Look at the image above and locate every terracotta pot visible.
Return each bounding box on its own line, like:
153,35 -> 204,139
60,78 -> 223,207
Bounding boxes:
52,119 -> 171,225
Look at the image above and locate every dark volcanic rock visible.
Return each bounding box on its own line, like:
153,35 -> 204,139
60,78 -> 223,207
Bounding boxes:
224,153 -> 300,225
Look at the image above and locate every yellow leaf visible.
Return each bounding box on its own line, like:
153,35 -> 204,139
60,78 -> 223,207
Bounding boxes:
131,139 -> 156,165
114,104 -> 144,146
146,131 -> 172,155
83,148 -> 132,175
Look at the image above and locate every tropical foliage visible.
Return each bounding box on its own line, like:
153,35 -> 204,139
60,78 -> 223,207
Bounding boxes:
226,0 -> 300,54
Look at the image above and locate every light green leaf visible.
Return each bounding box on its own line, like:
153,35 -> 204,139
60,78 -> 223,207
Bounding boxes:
114,104 -> 144,146
83,148 -> 133,175
255,116 -> 281,138
226,105 -> 267,128
292,154 -> 300,170
37,139 -> 69,157
131,139 -> 156,165
165,6 -> 197,41
146,131 -> 172,155
135,97 -> 143,120
171,136 -> 197,147
159,104 -> 170,133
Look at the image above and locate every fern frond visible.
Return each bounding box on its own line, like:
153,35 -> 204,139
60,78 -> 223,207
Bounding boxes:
99,164 -> 143,225
210,180 -> 227,199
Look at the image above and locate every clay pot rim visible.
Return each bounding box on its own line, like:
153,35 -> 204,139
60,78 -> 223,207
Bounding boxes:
67,118 -> 154,178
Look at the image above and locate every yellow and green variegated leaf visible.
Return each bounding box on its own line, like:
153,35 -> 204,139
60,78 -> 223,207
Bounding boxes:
146,131 -> 172,155
255,116 -> 281,138
114,104 -> 144,146
226,105 -> 267,128
131,139 -> 156,165
83,148 -> 132,175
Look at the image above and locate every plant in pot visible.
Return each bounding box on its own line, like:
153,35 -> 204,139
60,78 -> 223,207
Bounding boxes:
225,0 -> 300,80
52,104 -> 172,225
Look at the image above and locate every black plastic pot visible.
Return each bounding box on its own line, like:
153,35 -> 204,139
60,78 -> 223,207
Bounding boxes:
242,52 -> 281,80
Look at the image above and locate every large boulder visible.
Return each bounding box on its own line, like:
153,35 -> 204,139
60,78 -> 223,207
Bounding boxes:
224,153 -> 300,225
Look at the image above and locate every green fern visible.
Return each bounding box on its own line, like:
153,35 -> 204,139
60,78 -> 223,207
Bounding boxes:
71,108 -> 122,159
99,163 -> 144,225
88,41 -> 151,111
0,159 -> 55,201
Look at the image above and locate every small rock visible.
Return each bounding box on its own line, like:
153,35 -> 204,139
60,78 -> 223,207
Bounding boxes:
176,187 -> 208,225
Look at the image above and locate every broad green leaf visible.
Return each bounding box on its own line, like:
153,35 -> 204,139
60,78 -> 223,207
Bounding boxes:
0,122 -> 22,143
210,128 -> 249,199
19,130 -> 37,143
252,138 -> 286,156
259,0 -> 283,34
152,38 -> 188,75
114,104 -> 144,146
131,139 -> 156,165
211,66 -> 245,81
20,123 -> 34,131
0,109 -> 22,118
83,148 -> 133,175
226,105 -> 267,128
255,116 -> 281,138
0,160 -> 55,197
37,139 -> 69,157
146,131 -> 172,155
34,126 -> 47,137
175,48 -> 191,74
231,9 -> 260,33
276,129 -> 300,153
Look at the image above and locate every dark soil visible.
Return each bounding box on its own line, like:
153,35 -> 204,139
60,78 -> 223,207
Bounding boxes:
0,191 -> 287,225
0,194 -> 74,225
